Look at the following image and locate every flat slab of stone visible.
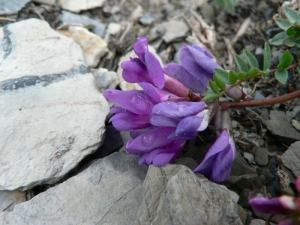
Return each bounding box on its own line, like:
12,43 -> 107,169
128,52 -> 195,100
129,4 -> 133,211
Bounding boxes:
0,153 -> 148,224
281,141 -> 300,177
0,19 -> 109,191
135,164 -> 242,225
265,111 -> 300,144
162,20 -> 189,43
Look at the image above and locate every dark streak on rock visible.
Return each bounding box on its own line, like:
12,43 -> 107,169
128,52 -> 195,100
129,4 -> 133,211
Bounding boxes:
0,65 -> 90,91
2,26 -> 12,59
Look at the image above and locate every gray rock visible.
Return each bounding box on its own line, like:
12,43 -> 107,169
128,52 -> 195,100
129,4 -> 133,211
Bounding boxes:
0,153 -> 148,224
92,68 -> 119,92
249,219 -> 267,225
0,191 -> 26,212
162,20 -> 189,43
266,110 -> 300,144
61,10 -> 106,37
0,19 -> 109,191
254,148 -> 269,166
139,14 -> 155,25
0,0 -> 29,15
281,141 -> 300,177
237,205 -> 247,224
135,164 -> 242,225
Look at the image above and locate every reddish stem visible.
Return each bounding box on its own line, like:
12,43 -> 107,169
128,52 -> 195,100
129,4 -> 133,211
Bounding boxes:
221,90 -> 300,109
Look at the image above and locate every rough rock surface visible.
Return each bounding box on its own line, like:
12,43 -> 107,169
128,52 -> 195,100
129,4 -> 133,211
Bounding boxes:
0,0 -> 29,15
58,25 -> 108,67
162,20 -> 189,43
0,19 -> 109,191
33,0 -> 105,13
134,164 -> 242,225
281,141 -> 300,177
265,111 -> 300,144
0,191 -> 26,212
0,153 -> 148,224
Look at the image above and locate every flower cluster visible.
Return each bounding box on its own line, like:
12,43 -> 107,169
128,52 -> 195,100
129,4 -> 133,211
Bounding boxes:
104,37 -> 237,182
249,176 -> 300,225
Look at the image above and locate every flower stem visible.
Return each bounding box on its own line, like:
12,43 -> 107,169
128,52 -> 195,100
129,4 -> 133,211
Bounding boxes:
221,90 -> 300,109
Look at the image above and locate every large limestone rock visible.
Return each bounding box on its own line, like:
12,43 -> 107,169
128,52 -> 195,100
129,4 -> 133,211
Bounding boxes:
0,191 -> 26,212
135,164 -> 242,225
33,0 -> 105,13
0,0 -> 29,15
0,18 -> 109,191
0,153 -> 148,224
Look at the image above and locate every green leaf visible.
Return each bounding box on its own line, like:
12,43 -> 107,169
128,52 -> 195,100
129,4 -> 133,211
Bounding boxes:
209,80 -> 220,94
277,50 -> 293,69
214,68 -> 230,84
275,69 -> 288,84
284,8 -> 300,23
214,75 -> 226,91
263,42 -> 271,71
234,54 -> 248,73
261,69 -> 270,76
286,26 -> 296,37
276,19 -> 292,30
269,31 -> 286,45
237,72 -> 247,81
283,36 -> 296,47
243,49 -> 259,68
202,92 -> 219,103
228,71 -> 237,84
248,68 -> 259,77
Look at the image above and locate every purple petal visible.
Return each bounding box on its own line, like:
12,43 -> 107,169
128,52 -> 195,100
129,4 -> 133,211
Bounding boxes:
138,140 -> 185,166
150,114 -> 180,127
145,51 -> 165,88
126,127 -> 176,154
193,130 -> 232,181
249,197 -> 286,214
104,89 -> 154,115
163,63 -> 206,93
191,44 -> 214,59
151,101 -> 207,119
121,58 -> 151,84
130,126 -> 156,139
168,111 -> 209,140
110,107 -> 125,114
139,82 -> 178,104
109,112 -> 150,130
134,37 -> 148,63
278,218 -> 297,225
182,44 -> 221,76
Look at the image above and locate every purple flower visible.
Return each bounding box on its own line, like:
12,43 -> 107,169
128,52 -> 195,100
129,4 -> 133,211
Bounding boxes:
249,176 -> 300,224
163,44 -> 221,93
121,37 -> 165,88
150,101 -> 209,140
193,130 -> 236,182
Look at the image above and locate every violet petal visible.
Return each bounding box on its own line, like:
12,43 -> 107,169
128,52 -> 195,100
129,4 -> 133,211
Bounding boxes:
126,127 -> 176,154
133,37 -> 148,63
121,58 -> 151,84
249,197 -> 286,214
109,112 -> 151,130
104,89 -> 154,115
163,63 -> 206,93
145,51 -> 165,88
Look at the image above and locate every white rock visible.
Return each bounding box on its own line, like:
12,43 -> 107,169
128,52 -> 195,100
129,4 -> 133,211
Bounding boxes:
58,25 -> 108,68
0,153 -> 148,224
0,19 -> 109,191
0,191 -> 26,212
107,22 -> 121,35
33,0 -> 105,13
